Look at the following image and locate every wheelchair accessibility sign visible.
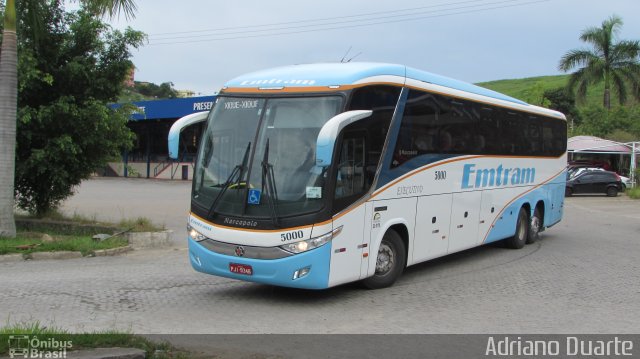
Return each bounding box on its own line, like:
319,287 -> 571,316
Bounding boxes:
248,189 -> 261,205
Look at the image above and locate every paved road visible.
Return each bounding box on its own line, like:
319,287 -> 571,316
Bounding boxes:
1,178 -> 639,334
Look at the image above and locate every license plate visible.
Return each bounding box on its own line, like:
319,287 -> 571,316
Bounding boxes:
229,263 -> 253,276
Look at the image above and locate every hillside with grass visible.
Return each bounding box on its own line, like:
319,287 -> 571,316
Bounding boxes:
476,74 -> 617,108
477,74 -> 640,143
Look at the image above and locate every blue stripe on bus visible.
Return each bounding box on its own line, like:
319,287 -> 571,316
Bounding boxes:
483,175 -> 565,243
188,238 -> 332,290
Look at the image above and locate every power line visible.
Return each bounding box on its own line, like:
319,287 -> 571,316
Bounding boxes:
149,0 -> 535,41
147,0 -> 550,46
147,0 -> 508,37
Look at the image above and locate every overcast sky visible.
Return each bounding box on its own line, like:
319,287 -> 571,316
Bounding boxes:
93,0 -> 640,96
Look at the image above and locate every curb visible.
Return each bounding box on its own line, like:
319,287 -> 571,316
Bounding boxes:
0,253 -> 24,263
126,230 -> 173,249
0,246 -> 132,262
64,347 -> 146,359
93,245 -> 133,257
28,251 -> 83,260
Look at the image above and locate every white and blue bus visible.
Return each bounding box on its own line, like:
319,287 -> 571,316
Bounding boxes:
169,63 -> 567,289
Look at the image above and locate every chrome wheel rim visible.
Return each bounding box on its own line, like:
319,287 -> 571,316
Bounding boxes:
375,242 -> 395,275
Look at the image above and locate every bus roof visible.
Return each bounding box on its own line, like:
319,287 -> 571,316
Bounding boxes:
223,62 -> 528,106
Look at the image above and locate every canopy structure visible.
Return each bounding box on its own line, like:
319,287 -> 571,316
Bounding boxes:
568,136 -> 640,185
568,136 -> 635,154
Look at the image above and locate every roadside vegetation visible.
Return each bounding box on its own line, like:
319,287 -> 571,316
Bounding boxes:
0,322 -> 194,358
0,234 -> 127,256
627,187 -> 640,199
16,209 -> 164,232
0,211 -> 163,255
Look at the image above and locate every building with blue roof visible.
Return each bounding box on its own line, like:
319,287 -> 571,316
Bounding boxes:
107,95 -> 215,179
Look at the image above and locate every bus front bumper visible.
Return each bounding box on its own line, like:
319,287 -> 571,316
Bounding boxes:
188,238 -> 331,290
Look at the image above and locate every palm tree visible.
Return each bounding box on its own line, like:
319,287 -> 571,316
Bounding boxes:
559,15 -> 640,109
0,0 -> 137,238
0,0 -> 18,238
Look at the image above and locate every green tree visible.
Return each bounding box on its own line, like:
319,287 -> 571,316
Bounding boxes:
522,82 -> 549,107
0,0 -> 137,237
559,15 -> 640,109
14,4 -> 144,215
574,105 -> 613,136
134,81 -> 178,99
543,87 -> 577,117
543,87 -> 580,131
574,105 -> 639,139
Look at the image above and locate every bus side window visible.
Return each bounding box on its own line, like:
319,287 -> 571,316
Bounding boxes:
392,90 -> 440,167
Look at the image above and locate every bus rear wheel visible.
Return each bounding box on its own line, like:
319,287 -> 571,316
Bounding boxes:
506,207 -> 528,249
363,229 -> 406,289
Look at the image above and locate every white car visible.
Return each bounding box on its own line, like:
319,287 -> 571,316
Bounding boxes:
619,175 -> 632,190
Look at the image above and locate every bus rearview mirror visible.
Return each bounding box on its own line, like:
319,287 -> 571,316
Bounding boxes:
168,111 -> 209,160
315,110 -> 373,167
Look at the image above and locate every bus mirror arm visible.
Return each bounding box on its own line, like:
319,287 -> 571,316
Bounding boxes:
315,110 -> 373,167
168,111 -> 209,160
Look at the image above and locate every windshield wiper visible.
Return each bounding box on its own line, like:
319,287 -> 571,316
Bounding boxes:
207,142 -> 251,218
261,138 -> 280,227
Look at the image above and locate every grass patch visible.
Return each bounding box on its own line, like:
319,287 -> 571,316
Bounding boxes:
626,187 -> 640,199
0,234 -> 128,256
0,322 -> 192,358
1,211 -> 164,256
118,217 -> 164,232
15,209 -> 164,234
17,209 -> 99,225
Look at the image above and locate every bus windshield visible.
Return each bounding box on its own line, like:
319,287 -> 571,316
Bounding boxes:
193,95 -> 344,220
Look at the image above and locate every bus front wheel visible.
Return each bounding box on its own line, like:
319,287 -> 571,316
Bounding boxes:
363,230 -> 406,289
506,207 -> 528,249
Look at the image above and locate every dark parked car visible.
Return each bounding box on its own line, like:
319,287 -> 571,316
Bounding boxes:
565,170 -> 623,197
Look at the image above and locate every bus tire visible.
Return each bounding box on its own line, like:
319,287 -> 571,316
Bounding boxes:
363,230 -> 406,289
506,207 -> 528,249
526,207 -> 542,244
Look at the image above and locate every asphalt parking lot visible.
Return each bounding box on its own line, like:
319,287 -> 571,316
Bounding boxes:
0,178 -> 639,335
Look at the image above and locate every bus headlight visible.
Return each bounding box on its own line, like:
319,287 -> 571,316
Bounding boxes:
187,225 -> 207,242
280,226 -> 343,254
